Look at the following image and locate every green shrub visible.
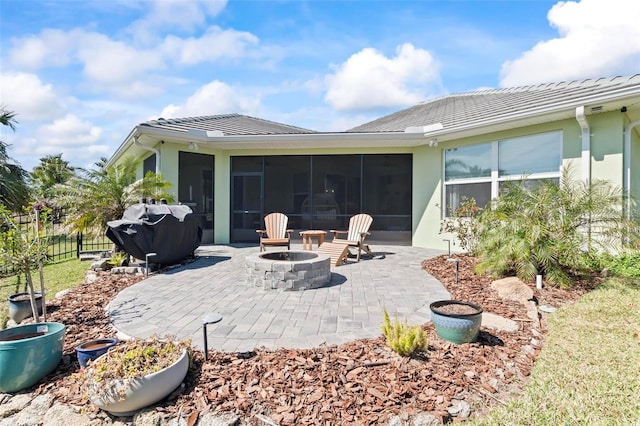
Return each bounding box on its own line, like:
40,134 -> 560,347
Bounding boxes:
381,309 -> 428,357
599,252 -> 640,277
475,169 -> 640,287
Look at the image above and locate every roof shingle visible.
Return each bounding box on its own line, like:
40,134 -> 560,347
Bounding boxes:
140,113 -> 316,135
348,75 -> 640,133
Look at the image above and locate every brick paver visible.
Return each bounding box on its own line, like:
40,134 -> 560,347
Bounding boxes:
108,244 -> 450,352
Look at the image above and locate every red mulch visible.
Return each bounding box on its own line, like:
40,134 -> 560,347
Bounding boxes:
32,255 -> 596,424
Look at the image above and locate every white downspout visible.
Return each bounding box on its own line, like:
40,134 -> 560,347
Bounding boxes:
624,119 -> 640,221
576,106 -> 591,185
133,134 -> 161,175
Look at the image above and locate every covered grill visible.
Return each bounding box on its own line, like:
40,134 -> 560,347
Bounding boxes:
106,202 -> 202,265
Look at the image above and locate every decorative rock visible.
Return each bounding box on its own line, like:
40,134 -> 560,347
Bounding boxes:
41,402 -> 98,426
0,394 -> 32,418
482,312 -> 519,332
446,399 -> 471,418
0,395 -> 50,425
490,277 -> 534,305
90,259 -> 111,271
410,412 -> 442,426
196,412 -> 241,426
55,289 -> 73,299
132,408 -> 164,425
522,345 -> 536,355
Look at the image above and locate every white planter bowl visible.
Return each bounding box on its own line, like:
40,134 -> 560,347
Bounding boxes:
89,348 -> 189,416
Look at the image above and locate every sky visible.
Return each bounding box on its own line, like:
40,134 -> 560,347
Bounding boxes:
1,0 -> 639,172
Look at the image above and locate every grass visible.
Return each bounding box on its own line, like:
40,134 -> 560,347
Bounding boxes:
0,259 -> 90,329
472,277 -> 640,425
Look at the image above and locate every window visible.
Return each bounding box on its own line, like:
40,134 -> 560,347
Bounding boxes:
444,131 -> 562,215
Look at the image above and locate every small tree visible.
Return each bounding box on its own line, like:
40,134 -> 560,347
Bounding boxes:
440,196 -> 483,255
0,206 -> 50,321
475,170 -> 640,287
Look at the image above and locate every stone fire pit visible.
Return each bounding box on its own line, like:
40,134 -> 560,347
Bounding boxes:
245,251 -> 331,291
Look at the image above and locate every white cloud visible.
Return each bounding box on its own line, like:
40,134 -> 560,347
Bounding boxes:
159,80 -> 261,118
6,29 -> 76,69
162,26 -> 259,65
500,0 -> 640,87
75,33 -> 166,98
36,114 -> 102,147
324,43 -> 440,111
127,0 -> 228,44
0,72 -> 66,121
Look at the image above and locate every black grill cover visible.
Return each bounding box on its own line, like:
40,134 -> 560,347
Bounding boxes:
106,204 -> 202,265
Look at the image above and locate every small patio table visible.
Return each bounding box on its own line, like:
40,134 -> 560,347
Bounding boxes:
299,230 -> 327,250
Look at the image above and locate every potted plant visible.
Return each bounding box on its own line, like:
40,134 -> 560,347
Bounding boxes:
0,208 -> 66,392
1,206 -> 50,324
77,336 -> 191,416
75,337 -> 119,368
430,300 -> 483,344
0,322 -> 66,392
8,291 -> 43,323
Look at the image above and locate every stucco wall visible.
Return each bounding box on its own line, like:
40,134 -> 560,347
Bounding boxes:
410,114 -> 629,250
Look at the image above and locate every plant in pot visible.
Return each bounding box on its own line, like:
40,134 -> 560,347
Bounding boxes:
430,300 -> 483,344
0,206 -> 66,393
76,336 -> 191,416
1,205 -> 50,324
75,337 -> 119,368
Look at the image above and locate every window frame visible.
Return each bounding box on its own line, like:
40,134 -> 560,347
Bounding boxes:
443,131 -> 563,217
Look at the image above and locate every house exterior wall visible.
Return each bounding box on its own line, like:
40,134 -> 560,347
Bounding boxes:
412,113 -> 629,250
118,111 -> 634,249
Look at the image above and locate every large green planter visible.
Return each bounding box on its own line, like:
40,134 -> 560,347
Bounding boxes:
430,300 -> 483,344
0,322 -> 66,392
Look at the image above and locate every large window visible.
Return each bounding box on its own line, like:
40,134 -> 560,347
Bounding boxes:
444,131 -> 562,215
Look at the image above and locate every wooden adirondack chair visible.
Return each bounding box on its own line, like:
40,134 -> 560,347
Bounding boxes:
330,214 -> 373,261
257,213 -> 293,252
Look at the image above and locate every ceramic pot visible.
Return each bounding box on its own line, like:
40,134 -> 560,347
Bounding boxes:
0,322 -> 66,392
8,292 -> 43,324
89,348 -> 189,416
430,300 -> 483,344
75,338 -> 119,368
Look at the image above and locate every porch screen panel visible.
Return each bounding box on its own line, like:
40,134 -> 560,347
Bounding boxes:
264,156 -> 310,230
363,154 -> 412,231
178,152 -> 214,243
311,155 -> 360,230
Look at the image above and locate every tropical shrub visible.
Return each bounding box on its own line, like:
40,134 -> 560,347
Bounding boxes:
440,196 -> 483,255
53,157 -> 174,236
381,309 -> 428,357
475,170 -> 640,287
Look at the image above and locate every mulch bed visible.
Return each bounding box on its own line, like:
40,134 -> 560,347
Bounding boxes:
32,254 -> 595,424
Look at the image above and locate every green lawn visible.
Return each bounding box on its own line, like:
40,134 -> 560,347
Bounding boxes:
472,277 -> 640,425
0,259 -> 90,328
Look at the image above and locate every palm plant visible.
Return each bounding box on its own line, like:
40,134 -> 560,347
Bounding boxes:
30,153 -> 75,200
475,169 -> 640,287
0,108 -> 30,211
53,156 -> 174,236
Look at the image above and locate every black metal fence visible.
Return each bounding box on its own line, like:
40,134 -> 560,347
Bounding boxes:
0,209 -> 112,277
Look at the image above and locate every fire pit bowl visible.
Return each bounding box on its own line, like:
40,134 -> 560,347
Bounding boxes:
246,251 -> 331,291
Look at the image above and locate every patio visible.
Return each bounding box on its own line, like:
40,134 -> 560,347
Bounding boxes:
107,244 -> 450,353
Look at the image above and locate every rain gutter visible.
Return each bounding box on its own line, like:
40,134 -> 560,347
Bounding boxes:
624,119 -> 640,221
133,133 -> 160,175
575,106 -> 591,185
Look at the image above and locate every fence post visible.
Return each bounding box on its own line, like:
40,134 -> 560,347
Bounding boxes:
76,232 -> 82,258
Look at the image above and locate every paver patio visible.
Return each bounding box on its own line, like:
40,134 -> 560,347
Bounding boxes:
108,244 -> 450,353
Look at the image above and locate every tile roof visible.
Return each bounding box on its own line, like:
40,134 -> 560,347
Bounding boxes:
140,113 -> 316,135
348,75 -> 640,133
